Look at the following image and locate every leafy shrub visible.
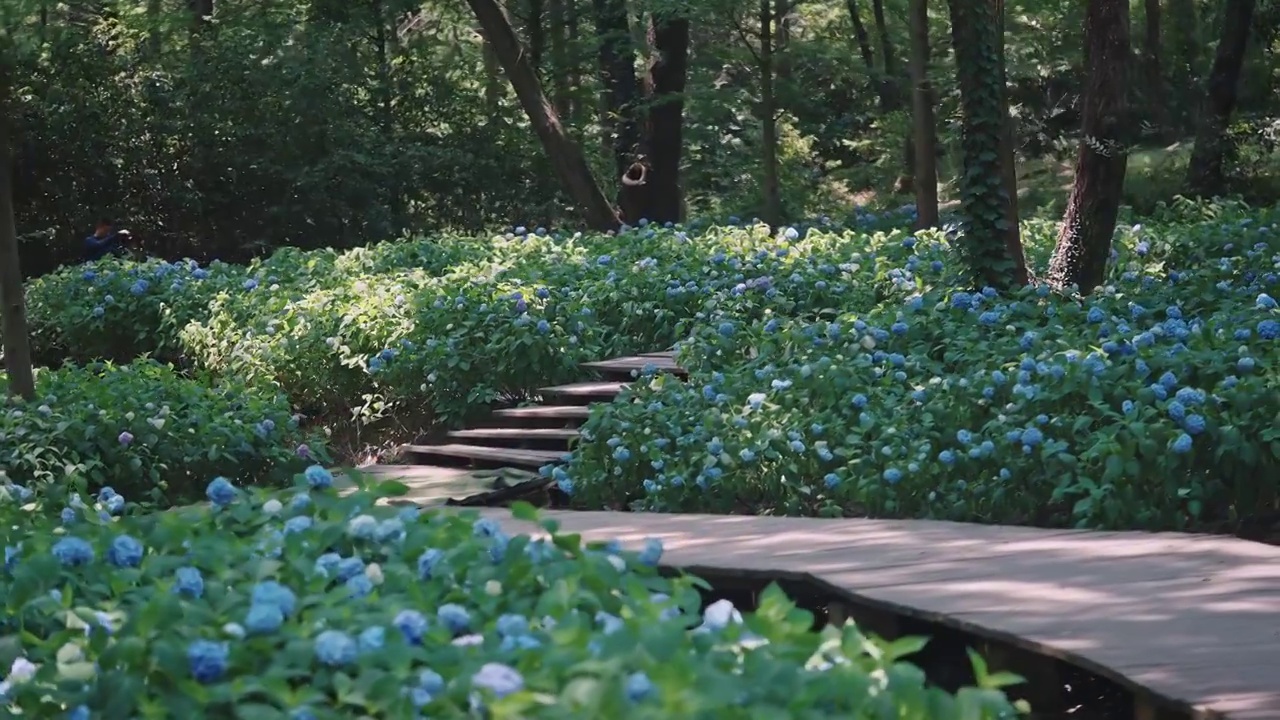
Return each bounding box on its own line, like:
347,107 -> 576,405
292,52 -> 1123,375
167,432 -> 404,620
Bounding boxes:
0,474 -> 1020,718
22,258 -> 248,364
0,361 -> 324,503
563,206 -> 1280,532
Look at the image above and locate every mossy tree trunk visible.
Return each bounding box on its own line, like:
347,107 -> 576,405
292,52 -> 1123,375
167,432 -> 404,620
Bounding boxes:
1185,0 -> 1256,198
945,0 -> 1029,289
1048,0 -> 1131,295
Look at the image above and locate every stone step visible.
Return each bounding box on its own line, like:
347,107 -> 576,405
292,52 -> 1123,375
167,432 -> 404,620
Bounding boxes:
400,443 -> 567,470
539,381 -> 627,405
447,427 -> 579,451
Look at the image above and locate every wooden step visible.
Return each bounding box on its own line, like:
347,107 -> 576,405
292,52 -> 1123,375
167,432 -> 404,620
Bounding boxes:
581,355 -> 686,381
539,381 -> 627,405
489,404 -> 591,429
447,427 -> 579,451
400,443 -> 568,470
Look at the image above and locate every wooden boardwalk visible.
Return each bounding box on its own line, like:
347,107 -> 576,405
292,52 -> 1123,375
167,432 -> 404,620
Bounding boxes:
474,509 -> 1280,720
362,349 -> 1279,718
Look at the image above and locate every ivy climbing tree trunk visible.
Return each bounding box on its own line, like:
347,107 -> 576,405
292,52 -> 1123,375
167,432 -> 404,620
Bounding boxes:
1185,0 -> 1256,198
466,0 -> 620,231
945,0 -> 1028,289
1047,0 -> 1130,295
0,66 -> 35,401
906,0 -> 938,228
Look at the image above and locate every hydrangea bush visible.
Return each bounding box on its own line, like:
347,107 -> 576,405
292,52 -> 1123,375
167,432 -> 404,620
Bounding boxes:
0,361 -> 324,502
563,203 -> 1280,531
0,471 -> 1022,718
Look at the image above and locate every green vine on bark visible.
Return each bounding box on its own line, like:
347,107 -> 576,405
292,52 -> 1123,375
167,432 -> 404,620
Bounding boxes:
948,0 -> 1018,288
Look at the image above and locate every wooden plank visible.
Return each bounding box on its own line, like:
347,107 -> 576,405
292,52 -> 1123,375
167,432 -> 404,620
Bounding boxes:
581,356 -> 686,375
539,381 -> 627,397
492,405 -> 590,419
470,509 -> 1280,720
448,428 -> 579,441
401,443 -> 567,468
333,465 -> 528,506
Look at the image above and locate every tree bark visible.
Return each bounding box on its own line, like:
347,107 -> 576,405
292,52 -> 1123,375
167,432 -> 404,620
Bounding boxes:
1185,0 -> 1256,197
0,69 -> 35,401
1048,0 -> 1131,295
757,0 -> 782,226
466,0 -> 620,230
527,0 -> 545,73
907,0 -> 938,228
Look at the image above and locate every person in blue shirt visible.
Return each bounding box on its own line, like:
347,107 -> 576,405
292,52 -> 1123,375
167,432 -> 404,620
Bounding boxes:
83,218 -> 130,262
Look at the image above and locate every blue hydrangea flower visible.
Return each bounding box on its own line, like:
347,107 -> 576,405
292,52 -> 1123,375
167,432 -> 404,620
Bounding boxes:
205,477 -> 236,507
394,609 -> 429,645
314,630 -> 358,667
304,465 -> 333,490
174,567 -> 204,598
438,604 -> 471,634
245,603 -> 284,635
187,640 -> 230,683
52,537 -> 95,567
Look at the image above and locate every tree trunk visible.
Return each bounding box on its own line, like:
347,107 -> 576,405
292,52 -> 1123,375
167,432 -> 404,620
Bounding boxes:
466,0 -> 620,230
548,0 -> 571,117
527,0 -> 545,73
871,0 -> 914,193
620,10 -> 690,225
845,0 -> 876,73
483,31 -> 502,111
1048,0 -> 1131,295
1167,0 -> 1201,121
907,0 -> 938,228
758,0 -> 782,227
1185,0 -> 1256,198
1142,0 -> 1171,140
946,0 -> 1029,289
592,0 -> 641,181
0,71 -> 35,402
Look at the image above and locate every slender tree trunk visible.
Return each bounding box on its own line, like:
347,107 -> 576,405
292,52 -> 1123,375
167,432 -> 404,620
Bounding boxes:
566,0 -> 581,121
845,0 -> 876,73
946,0 -> 1029,288
145,0 -> 162,58
0,70 -> 35,401
907,0 -> 938,228
1048,0 -> 1131,295
1185,0 -> 1256,197
1167,0 -> 1200,122
466,0 -> 620,230
483,31 -> 502,111
993,0 -> 1022,275
1142,0 -> 1171,140
758,0 -> 782,226
871,0 -> 914,192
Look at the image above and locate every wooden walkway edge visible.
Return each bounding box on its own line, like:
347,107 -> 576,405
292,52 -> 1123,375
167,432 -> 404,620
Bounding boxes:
477,509 -> 1280,720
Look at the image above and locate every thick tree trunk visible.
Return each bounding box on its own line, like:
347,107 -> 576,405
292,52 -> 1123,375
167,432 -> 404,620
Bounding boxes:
1142,0 -> 1171,139
592,0 -> 642,180
906,0 -> 938,228
845,0 -> 876,73
946,0 -> 1029,288
1048,0 -> 1131,295
0,71 -> 35,401
1185,0 -> 1256,197
466,0 -> 620,230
